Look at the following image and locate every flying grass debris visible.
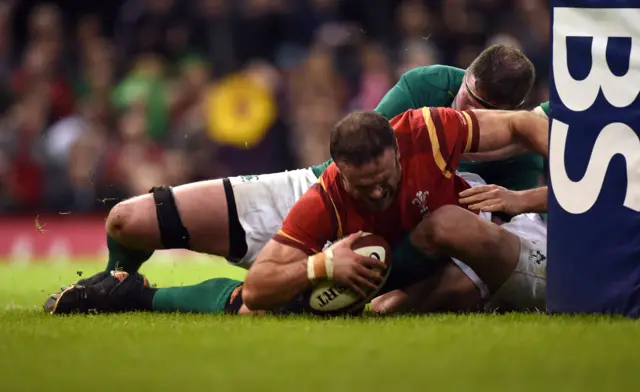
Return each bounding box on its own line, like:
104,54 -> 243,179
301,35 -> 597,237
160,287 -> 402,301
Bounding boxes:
97,197 -> 118,204
35,215 -> 46,233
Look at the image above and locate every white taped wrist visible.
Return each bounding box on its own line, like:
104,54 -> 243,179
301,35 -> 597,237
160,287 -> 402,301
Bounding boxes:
307,255 -> 317,283
324,248 -> 334,280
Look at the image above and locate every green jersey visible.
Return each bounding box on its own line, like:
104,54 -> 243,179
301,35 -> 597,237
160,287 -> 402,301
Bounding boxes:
539,101 -> 550,117
374,65 -> 462,119
310,65 -> 550,190
310,160 -> 332,178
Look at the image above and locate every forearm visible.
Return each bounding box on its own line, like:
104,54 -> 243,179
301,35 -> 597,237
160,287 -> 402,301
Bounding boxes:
512,112 -> 549,158
515,186 -> 548,213
243,258 -> 312,311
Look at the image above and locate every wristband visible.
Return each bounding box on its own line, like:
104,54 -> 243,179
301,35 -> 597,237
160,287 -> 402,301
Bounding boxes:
307,253 -> 325,283
324,248 -> 334,280
307,249 -> 335,283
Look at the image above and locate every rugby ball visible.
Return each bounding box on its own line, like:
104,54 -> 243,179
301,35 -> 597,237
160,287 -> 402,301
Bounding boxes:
303,233 -> 392,316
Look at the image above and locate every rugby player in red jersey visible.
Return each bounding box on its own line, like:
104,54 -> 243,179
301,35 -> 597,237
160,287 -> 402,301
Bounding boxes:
241,107 -> 548,311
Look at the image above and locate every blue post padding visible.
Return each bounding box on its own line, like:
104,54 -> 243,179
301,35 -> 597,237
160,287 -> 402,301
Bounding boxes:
548,0 -> 640,316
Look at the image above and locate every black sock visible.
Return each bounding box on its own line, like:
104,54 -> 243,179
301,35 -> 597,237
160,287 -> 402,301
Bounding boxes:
138,286 -> 158,311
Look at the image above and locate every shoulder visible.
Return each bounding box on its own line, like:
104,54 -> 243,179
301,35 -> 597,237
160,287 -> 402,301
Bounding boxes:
389,107 -> 428,132
282,180 -> 336,231
425,107 -> 477,130
319,161 -> 339,183
317,163 -> 347,203
275,182 -> 334,254
390,107 -> 468,133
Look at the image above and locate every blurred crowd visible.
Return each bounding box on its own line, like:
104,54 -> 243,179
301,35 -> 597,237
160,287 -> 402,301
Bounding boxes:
0,0 -> 549,213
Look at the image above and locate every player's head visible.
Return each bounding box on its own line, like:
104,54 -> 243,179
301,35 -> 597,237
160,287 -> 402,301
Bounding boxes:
330,111 -> 401,212
453,44 -> 535,111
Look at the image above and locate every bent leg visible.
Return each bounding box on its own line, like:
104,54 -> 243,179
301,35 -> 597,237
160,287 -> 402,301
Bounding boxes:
105,168 -> 317,273
411,205 -> 521,295
104,180 -> 230,272
104,180 -> 237,273
107,179 -> 231,255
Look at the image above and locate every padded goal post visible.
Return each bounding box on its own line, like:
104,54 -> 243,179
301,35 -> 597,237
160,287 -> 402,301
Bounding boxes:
548,1 -> 640,316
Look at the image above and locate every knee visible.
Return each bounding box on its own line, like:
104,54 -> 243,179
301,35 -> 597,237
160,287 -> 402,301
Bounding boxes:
411,205 -> 462,253
105,198 -> 139,241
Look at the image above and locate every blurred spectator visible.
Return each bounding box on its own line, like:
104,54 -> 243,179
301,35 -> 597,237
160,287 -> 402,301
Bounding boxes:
0,2 -> 13,84
112,53 -> 169,139
393,0 -> 441,74
289,45 -> 345,167
395,40 -> 439,79
0,0 -> 549,214
0,85 -> 49,210
396,0 -> 435,42
351,43 -> 393,110
191,0 -> 235,76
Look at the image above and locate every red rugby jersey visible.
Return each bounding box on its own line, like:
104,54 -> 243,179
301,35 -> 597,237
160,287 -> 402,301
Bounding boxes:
274,107 -> 480,254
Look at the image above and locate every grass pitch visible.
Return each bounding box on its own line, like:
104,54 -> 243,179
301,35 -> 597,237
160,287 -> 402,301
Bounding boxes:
1,258 -> 640,392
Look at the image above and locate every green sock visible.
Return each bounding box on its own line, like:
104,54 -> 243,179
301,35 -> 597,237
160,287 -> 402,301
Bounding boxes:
381,235 -> 445,294
105,234 -> 154,273
152,278 -> 243,314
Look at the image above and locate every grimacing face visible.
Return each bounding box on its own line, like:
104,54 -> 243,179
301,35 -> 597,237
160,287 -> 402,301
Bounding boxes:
336,147 -> 402,212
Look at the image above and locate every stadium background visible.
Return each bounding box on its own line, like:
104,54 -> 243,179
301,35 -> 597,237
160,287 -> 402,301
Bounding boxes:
5,3 -> 640,391
0,0 -> 549,262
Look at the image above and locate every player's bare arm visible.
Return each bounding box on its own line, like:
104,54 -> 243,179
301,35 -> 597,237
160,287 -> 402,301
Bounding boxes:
470,109 -> 549,158
243,232 -> 386,310
459,185 -> 548,214
459,106 -> 548,162
242,240 -> 316,310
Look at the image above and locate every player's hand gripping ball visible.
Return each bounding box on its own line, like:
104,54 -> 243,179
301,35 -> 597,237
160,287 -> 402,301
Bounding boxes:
303,233 -> 392,316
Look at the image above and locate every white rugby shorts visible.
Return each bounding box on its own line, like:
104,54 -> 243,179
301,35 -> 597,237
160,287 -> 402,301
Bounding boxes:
227,168 -> 317,268
486,213 -> 547,312
452,172 -> 547,311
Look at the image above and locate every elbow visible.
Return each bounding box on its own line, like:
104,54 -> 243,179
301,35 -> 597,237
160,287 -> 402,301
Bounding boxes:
242,272 -> 269,311
241,282 -> 260,311
242,286 -> 273,312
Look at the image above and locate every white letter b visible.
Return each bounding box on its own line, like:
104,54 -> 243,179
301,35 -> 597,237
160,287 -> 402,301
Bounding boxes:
553,8 -> 640,111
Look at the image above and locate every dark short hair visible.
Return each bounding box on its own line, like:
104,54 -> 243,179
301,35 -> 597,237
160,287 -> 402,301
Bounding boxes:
330,111 -> 396,166
468,44 -> 535,109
